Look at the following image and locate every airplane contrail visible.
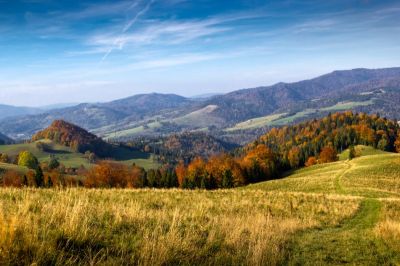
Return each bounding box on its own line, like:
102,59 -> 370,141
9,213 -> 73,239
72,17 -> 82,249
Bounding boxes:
101,0 -> 155,63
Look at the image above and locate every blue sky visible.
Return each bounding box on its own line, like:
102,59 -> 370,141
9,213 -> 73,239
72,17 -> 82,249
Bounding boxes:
0,0 -> 399,106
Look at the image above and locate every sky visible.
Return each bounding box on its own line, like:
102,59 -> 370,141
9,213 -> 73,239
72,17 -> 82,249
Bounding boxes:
0,0 -> 399,106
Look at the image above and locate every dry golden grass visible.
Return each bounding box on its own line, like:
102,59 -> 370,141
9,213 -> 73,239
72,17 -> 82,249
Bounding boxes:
375,199 -> 400,253
0,188 -> 359,265
1,152 -> 399,265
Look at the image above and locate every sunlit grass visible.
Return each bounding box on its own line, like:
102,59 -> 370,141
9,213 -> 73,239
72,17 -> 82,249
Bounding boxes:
0,151 -> 399,265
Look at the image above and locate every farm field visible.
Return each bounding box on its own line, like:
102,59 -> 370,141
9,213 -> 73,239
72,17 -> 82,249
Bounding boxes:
0,152 -> 399,265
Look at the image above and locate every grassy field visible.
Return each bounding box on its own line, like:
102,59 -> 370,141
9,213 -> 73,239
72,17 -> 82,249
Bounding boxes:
0,140 -> 92,168
225,113 -> 287,131
226,100 -> 376,131
0,140 -> 160,170
338,145 -> 390,161
0,151 -> 399,265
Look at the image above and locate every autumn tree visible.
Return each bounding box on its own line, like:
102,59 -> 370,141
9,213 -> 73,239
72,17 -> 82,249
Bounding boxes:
18,151 -> 39,169
305,156 -> 317,167
186,157 -> 206,188
175,161 -> 187,188
318,146 -> 338,164
1,170 -> 22,187
0,153 -> 10,163
242,144 -> 277,183
288,146 -> 301,168
395,133 -> 400,153
84,161 -> 128,188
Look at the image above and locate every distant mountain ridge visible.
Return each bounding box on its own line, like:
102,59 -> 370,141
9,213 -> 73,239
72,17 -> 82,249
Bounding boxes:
1,67 -> 400,140
0,104 -> 42,120
0,132 -> 13,145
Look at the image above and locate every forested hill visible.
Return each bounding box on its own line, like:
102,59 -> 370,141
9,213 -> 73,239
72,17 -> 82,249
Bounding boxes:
244,111 -> 400,170
32,120 -> 111,157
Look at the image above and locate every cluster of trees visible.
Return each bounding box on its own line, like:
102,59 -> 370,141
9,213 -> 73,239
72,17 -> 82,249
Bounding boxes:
124,132 -> 237,165
248,111 -> 399,169
83,161 -> 178,188
174,112 -> 400,189
2,112 -> 400,190
0,150 -> 84,188
32,120 -> 112,157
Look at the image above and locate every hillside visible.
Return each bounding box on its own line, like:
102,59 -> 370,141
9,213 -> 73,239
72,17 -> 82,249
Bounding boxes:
0,104 -> 43,120
0,93 -> 193,139
0,152 -> 399,265
1,68 -> 400,140
0,132 -> 13,145
32,120 -> 112,157
0,140 -> 93,168
125,131 -> 239,164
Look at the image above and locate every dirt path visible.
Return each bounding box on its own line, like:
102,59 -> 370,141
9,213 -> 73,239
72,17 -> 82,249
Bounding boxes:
334,160 -> 352,194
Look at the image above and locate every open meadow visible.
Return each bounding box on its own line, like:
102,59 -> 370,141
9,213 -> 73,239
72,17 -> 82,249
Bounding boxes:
0,152 -> 399,265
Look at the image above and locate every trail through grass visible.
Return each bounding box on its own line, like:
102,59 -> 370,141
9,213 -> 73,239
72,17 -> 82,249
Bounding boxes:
286,198 -> 394,265
0,151 -> 399,265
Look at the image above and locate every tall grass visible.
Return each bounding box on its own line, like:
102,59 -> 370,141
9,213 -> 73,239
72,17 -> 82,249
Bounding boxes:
0,188 -> 358,265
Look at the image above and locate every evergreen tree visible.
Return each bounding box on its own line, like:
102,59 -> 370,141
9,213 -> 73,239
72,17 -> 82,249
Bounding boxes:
348,145 -> 356,160
35,167 -> 44,187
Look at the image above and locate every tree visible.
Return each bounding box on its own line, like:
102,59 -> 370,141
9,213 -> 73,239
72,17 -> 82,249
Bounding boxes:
318,146 -> 338,164
348,145 -> 356,160
0,153 -> 10,163
48,156 -> 60,170
395,133 -> 400,153
187,157 -> 206,188
377,137 -> 389,151
84,161 -> 128,188
18,151 -> 39,169
35,167 -> 44,187
288,146 -> 301,168
222,170 -> 234,188
175,161 -> 187,188
1,170 -> 22,187
305,156 -> 317,167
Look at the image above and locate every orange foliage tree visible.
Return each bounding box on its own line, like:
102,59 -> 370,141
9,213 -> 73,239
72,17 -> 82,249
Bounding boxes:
318,146 -> 338,163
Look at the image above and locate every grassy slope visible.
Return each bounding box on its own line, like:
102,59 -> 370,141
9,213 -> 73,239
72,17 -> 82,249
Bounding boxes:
0,150 -> 399,265
226,100 -> 375,131
339,144 -> 390,160
248,151 -> 400,265
0,140 -> 160,170
0,140 -> 92,168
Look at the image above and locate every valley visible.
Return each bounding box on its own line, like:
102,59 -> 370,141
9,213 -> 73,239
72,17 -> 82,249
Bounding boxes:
1,68 -> 399,143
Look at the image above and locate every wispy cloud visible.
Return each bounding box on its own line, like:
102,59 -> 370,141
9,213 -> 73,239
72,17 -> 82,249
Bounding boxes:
101,0 -> 155,62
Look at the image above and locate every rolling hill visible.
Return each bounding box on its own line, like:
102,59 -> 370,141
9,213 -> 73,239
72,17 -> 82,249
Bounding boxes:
1,67 -> 400,140
0,104 -> 43,120
0,150 -> 399,265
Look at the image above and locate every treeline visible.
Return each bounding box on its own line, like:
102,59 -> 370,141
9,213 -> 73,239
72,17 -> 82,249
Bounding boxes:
249,111 -> 400,169
2,112 -> 400,189
124,132 -> 238,165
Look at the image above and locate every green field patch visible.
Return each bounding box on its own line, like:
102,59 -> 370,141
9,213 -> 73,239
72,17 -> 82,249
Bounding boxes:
339,145 -> 390,161
105,121 -> 162,139
320,99 -> 375,111
225,113 -> 287,131
0,140 -> 160,170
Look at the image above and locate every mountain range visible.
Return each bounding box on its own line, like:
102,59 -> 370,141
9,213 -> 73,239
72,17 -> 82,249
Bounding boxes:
1,67 -> 399,142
